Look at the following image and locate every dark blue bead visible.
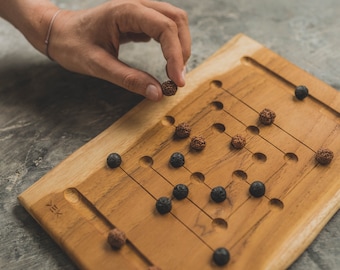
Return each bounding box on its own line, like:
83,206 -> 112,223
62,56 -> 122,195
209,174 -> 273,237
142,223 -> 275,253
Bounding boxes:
295,85 -> 309,100
210,186 -> 226,203
156,197 -> 172,214
173,184 -> 189,200
213,247 -> 230,266
249,181 -> 266,197
107,153 -> 122,168
169,152 -> 185,168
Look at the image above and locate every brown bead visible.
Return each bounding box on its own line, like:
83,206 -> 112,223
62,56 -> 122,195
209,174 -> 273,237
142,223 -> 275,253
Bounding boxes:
175,122 -> 191,138
107,228 -> 126,249
190,136 -> 206,151
259,108 -> 276,125
315,148 -> 334,165
161,80 -> 178,96
231,134 -> 246,149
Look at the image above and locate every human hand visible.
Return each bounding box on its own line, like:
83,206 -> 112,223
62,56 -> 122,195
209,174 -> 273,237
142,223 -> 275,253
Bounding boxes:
48,0 -> 191,101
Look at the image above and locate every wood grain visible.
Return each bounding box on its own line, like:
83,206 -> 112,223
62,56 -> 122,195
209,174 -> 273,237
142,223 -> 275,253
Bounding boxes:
18,34 -> 340,270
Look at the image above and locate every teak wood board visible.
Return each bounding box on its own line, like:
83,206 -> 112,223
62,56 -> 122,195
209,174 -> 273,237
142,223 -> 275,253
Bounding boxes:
19,34 -> 340,270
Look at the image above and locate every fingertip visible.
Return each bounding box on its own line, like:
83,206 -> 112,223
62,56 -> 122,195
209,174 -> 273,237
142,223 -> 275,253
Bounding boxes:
175,66 -> 186,87
166,65 -> 186,87
180,65 -> 186,86
146,84 -> 163,101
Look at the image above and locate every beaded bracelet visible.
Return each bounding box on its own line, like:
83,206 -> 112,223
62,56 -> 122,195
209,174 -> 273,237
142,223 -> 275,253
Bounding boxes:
44,9 -> 62,60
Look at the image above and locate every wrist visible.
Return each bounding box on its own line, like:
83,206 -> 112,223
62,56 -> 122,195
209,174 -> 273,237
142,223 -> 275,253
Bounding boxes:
22,4 -> 60,55
0,1 -> 59,54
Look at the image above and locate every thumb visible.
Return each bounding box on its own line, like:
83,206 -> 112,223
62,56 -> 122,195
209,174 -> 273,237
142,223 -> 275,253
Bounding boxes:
87,50 -> 163,101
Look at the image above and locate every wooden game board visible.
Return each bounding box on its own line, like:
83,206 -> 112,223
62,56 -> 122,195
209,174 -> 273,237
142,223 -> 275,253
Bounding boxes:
18,34 -> 340,270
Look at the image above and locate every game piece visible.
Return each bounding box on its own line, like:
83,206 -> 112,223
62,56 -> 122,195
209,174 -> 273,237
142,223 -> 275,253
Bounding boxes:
156,197 -> 172,214
259,108 -> 276,125
107,228 -> 127,249
175,122 -> 191,138
230,134 -> 246,149
161,80 -> 178,96
210,186 -> 227,203
172,184 -> 189,200
295,85 -> 309,100
169,152 -> 185,168
190,136 -> 206,151
315,148 -> 334,165
212,247 -> 230,266
107,153 -> 122,168
249,181 -> 266,198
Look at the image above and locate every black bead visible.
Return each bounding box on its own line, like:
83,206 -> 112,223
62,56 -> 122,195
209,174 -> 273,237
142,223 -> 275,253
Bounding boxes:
173,184 -> 189,200
169,152 -> 185,168
156,197 -> 172,214
213,247 -> 230,266
107,153 -> 122,168
210,186 -> 226,203
295,85 -> 309,100
249,181 -> 266,198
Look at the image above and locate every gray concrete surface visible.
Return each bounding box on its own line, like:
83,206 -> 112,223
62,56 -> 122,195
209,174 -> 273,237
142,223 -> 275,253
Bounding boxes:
1,0 -> 339,269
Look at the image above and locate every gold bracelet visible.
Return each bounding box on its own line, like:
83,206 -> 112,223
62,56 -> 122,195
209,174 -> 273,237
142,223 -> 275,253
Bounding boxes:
44,9 -> 62,60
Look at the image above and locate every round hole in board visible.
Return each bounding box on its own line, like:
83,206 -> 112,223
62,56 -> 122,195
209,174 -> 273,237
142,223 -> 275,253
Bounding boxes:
139,156 -> 153,167
210,80 -> 223,88
162,115 -> 175,126
269,198 -> 284,210
252,152 -> 267,163
212,218 -> 228,230
190,172 -> 205,183
210,101 -> 224,110
284,152 -> 298,163
212,123 -> 226,133
246,125 -> 260,135
64,188 -> 80,204
232,170 -> 248,181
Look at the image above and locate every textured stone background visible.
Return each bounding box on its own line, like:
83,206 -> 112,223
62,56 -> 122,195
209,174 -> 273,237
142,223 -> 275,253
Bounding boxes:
0,0 -> 339,269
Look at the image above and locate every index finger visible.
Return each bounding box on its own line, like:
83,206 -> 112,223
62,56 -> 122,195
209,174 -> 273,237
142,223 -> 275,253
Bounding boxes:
144,1 -> 191,64
116,5 -> 186,86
